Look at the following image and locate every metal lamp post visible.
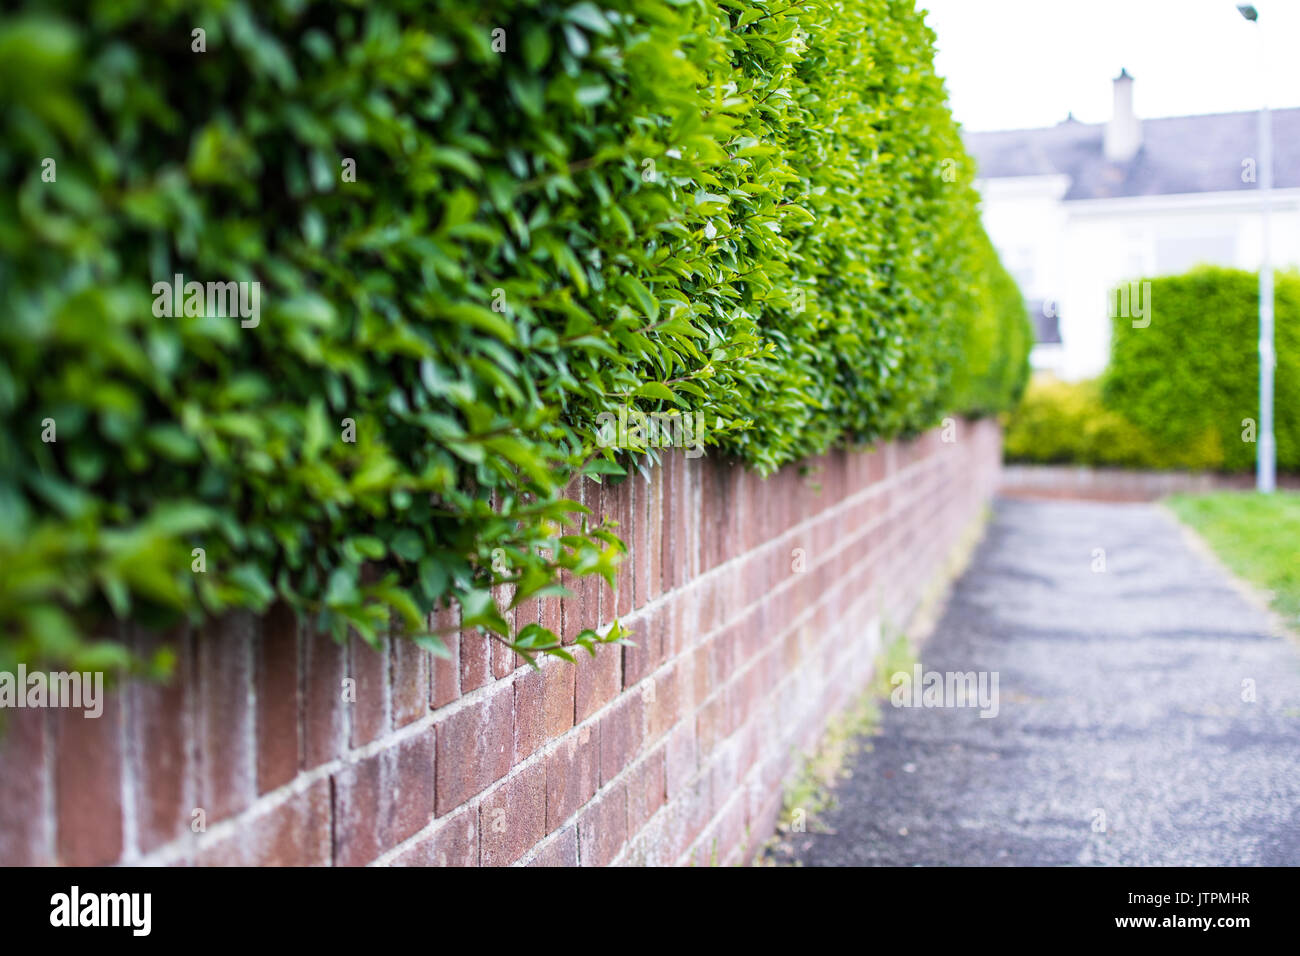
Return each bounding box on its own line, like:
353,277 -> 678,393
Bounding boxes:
1238,4 -> 1275,492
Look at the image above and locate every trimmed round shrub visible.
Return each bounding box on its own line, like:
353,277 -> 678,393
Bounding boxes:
1102,266 -> 1300,472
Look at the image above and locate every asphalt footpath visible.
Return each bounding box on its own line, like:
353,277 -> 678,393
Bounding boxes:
778,497 -> 1300,866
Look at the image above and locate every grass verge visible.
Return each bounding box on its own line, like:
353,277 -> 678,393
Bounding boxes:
1166,490 -> 1300,626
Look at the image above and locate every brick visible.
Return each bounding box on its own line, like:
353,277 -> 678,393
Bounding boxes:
622,604 -> 662,687
683,451 -> 702,582
697,462 -> 720,575
459,628 -> 492,693
514,595 -> 539,632
390,806 -> 479,866
580,480 -> 604,628
512,594 -> 539,678
646,460 -> 664,601
672,452 -> 691,590
197,612 -> 256,821
739,551 -> 766,613
665,722 -> 698,800
435,688 -> 513,814
391,630 -> 430,728
55,692 -> 123,865
559,563 -> 581,643
643,664 -> 680,744
513,666 -> 547,762
614,479 -> 634,618
627,750 -> 667,834
257,606 -> 298,795
491,586 -> 517,678
430,602 -> 460,709
528,826 -> 578,867
574,643 -> 620,724
621,797 -> 677,867
662,592 -> 689,661
588,482 -> 616,624
545,722 -> 599,830
690,788 -> 747,867
688,452 -> 705,578
480,763 -> 547,866
196,779 -> 331,866
708,737 -> 743,804
709,624 -> 739,690
538,593 -> 562,641
747,789 -> 785,866
577,780 -> 628,867
124,625 -> 192,857
303,626 -> 348,769
690,643 -> 712,709
737,469 -> 760,552
697,689 -> 729,759
599,693 -> 644,785
558,476 -> 586,643
736,664 -> 763,732
349,632 -> 389,746
675,772 -> 714,861
542,660 -> 575,739
697,574 -> 721,637
660,451 -> 679,592
0,708 -> 52,865
333,732 -> 435,866
631,474 -> 650,610
717,462 -> 745,569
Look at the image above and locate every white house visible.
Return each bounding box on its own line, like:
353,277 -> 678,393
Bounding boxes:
966,70 -> 1300,380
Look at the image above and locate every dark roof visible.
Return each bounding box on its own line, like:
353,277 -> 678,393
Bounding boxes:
965,108 -> 1300,200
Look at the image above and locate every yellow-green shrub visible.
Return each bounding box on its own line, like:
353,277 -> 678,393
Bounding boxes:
1003,378 -> 1221,470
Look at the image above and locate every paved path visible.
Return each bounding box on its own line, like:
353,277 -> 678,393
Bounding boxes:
782,497 -> 1300,866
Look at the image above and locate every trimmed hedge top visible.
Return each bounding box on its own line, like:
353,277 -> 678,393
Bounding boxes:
0,0 -> 1030,672
1103,266 -> 1299,472
1005,266 -> 1297,473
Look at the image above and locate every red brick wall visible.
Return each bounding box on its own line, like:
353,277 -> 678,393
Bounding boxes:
0,418 -> 1001,867
1001,463 -> 1300,501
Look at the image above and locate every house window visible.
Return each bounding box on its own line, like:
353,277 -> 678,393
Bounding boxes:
1026,299 -> 1061,344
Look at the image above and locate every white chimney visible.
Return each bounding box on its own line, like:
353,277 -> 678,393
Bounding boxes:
1105,68 -> 1142,162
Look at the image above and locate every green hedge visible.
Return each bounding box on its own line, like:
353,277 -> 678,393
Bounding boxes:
948,230 -> 1033,415
1103,266 -> 1300,472
1002,378 -> 1193,469
0,0 -> 1029,673
1006,266 -> 1299,471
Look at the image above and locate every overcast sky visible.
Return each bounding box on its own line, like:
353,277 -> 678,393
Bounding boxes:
921,0 -> 1300,132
